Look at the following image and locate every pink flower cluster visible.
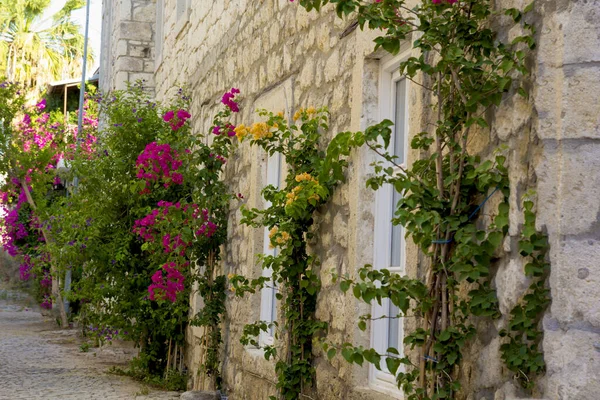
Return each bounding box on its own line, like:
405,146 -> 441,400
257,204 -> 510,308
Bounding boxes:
18,112 -> 56,153
40,272 -> 52,288
41,294 -> 52,310
2,187 -> 29,257
136,142 -> 184,189
148,262 -> 185,302
162,233 -> 189,255
19,255 -> 34,281
209,153 -> 227,164
221,88 -> 240,112
163,109 -> 192,131
133,201 -> 218,246
193,208 -> 217,238
212,123 -> 236,137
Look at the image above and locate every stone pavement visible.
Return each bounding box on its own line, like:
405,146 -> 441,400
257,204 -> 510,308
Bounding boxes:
0,286 -> 181,400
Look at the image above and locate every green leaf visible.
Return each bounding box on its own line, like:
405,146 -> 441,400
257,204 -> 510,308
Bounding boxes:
386,357 -> 401,375
447,352 -> 458,365
327,348 -> 336,360
488,231 -> 503,248
358,320 -> 367,331
340,280 -> 350,293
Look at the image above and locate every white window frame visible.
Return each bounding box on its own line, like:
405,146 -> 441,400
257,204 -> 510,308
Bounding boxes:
369,54 -> 410,397
154,0 -> 164,71
259,152 -> 282,347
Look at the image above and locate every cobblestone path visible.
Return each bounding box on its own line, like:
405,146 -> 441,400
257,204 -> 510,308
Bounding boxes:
0,287 -> 181,400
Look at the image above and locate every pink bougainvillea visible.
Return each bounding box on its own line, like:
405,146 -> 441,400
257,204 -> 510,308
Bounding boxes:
163,109 -> 191,131
136,142 -> 184,190
221,88 -> 240,113
148,262 -> 185,302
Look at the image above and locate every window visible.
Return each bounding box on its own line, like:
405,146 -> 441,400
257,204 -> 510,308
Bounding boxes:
155,0 -> 164,68
259,152 -> 282,346
370,55 -> 409,396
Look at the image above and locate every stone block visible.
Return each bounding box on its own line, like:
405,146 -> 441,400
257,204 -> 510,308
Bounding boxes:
548,238 -> 600,326
495,259 -> 529,316
324,49 -> 340,83
132,2 -> 155,22
536,140 -> 600,237
115,56 -> 143,72
180,391 -> 220,400
559,2 -> 600,65
118,0 -> 132,20
543,328 -> 600,400
119,21 -> 152,41
560,66 -> 600,140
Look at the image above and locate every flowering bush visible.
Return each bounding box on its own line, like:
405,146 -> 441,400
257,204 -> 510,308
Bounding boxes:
136,142 -> 184,190
148,262 -> 186,302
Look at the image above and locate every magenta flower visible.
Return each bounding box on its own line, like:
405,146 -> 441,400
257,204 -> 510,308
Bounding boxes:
163,110 -> 175,122
135,142 -> 184,189
36,99 -> 47,111
177,109 -> 191,120
221,88 -> 240,112
148,263 -> 185,302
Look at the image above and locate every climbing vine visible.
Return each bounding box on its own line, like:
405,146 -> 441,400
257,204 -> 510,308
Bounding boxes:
294,0 -> 546,398
230,107 -> 359,399
500,194 -> 550,388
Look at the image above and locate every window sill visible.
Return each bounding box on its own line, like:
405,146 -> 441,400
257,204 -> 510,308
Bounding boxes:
368,380 -> 404,399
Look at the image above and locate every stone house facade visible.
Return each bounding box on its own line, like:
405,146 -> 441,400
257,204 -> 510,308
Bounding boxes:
99,1 -> 600,399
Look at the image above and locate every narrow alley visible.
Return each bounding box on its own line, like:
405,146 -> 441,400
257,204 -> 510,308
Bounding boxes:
0,285 -> 181,400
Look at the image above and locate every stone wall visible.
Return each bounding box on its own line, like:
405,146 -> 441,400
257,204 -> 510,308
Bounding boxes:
99,0 -> 156,94
99,0 -> 600,399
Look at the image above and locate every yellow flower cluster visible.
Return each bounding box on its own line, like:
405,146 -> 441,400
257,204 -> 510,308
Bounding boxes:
234,124 -> 249,140
250,122 -> 272,140
292,107 -> 317,121
268,226 -> 291,248
286,186 -> 303,206
295,172 -> 318,183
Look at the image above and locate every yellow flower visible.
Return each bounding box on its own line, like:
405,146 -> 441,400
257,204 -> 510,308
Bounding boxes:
277,111 -> 284,118
285,191 -> 298,206
306,107 -> 317,114
293,107 -> 305,121
269,226 -> 279,238
276,231 -> 291,245
295,172 -> 317,183
250,122 -> 271,140
234,124 -> 249,140
227,273 -> 235,280
308,193 -> 321,203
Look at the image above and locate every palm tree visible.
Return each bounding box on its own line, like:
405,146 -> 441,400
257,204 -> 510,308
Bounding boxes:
0,0 -> 92,95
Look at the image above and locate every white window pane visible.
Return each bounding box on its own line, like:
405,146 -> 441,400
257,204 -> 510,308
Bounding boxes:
393,79 -> 406,163
387,301 -> 400,352
390,188 -> 403,267
270,285 -> 277,335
